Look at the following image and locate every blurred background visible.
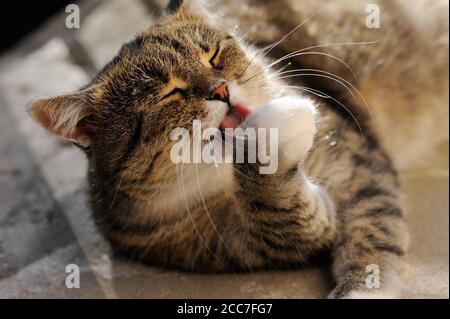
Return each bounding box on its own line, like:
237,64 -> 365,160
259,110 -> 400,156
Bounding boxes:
0,0 -> 448,298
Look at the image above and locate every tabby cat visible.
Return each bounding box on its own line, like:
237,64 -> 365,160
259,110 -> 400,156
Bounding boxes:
29,0 -> 448,298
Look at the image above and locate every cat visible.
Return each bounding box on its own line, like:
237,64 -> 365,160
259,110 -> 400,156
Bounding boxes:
28,0 -> 448,298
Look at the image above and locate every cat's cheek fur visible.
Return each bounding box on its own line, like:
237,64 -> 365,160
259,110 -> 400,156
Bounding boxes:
242,96 -> 317,166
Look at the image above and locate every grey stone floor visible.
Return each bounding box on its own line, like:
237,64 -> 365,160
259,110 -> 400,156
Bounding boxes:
0,0 -> 448,298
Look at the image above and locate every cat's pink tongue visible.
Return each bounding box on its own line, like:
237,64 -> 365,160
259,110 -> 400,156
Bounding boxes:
219,103 -> 252,129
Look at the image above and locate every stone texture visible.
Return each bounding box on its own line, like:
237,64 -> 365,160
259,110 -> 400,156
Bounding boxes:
0,37 -> 108,298
0,243 -> 104,298
76,0 -> 156,69
0,38 -> 104,297
0,38 -> 89,200
0,98 -> 74,280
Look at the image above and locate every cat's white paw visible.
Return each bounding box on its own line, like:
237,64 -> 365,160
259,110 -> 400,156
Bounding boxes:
242,96 -> 316,166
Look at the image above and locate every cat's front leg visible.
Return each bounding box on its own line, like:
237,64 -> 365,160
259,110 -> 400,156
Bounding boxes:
328,187 -> 409,299
231,96 -> 337,267
327,164 -> 409,299
307,112 -> 411,299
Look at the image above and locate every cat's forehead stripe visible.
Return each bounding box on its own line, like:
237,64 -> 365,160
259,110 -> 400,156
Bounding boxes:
147,34 -> 190,54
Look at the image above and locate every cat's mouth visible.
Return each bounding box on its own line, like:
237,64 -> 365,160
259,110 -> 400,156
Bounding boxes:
219,103 -> 252,130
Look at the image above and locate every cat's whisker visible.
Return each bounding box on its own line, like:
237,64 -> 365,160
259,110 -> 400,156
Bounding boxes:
204,134 -> 249,179
269,62 -> 293,78
122,59 -> 149,79
270,67 -> 350,83
234,32 -> 250,44
246,62 -> 294,88
271,73 -> 355,98
238,15 -> 315,79
194,162 -> 232,252
257,69 -> 373,121
238,45 -> 268,79
293,40 -> 380,53
271,68 -> 373,117
174,129 -> 222,260
250,60 -> 374,120
241,40 -> 381,98
107,173 -> 125,214
268,40 -> 380,77
251,15 -> 316,64
245,40 -> 380,83
283,85 -> 365,137
177,157 -> 219,260
242,51 -> 355,84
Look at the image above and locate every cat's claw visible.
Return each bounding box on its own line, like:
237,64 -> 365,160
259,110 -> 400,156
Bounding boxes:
242,96 -> 317,167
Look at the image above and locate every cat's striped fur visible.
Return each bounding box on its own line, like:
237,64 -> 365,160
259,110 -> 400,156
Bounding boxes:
29,0 -> 448,298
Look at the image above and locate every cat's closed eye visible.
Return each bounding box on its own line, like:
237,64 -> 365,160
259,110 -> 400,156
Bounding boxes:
160,77 -> 188,102
162,87 -> 186,101
209,44 -> 221,68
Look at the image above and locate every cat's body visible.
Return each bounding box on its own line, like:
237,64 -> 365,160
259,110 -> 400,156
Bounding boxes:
29,0 -> 448,298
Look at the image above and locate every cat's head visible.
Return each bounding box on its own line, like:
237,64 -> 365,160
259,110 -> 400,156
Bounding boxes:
29,2 -> 278,191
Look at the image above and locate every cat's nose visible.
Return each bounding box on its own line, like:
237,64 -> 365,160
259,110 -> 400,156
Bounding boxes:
209,81 -> 229,102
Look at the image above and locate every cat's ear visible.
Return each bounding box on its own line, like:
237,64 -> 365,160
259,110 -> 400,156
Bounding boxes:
28,91 -> 94,148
